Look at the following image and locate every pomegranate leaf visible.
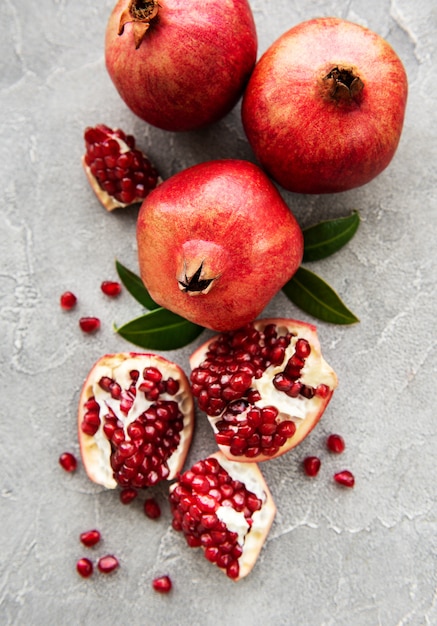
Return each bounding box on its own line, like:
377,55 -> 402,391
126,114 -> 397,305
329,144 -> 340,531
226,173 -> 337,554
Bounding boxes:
303,211 -> 360,262
282,267 -> 359,325
115,308 -> 204,350
115,260 -> 160,310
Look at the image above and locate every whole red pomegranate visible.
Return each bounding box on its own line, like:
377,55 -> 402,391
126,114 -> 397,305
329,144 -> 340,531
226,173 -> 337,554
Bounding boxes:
105,0 -> 257,132
136,160 -> 304,331
242,17 -> 408,193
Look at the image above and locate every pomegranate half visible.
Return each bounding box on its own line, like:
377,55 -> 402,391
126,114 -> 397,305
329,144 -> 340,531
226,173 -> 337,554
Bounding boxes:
78,352 -> 194,489
136,160 -> 304,332
189,318 -> 338,462
169,451 -> 276,580
105,0 -> 257,132
242,17 -> 408,193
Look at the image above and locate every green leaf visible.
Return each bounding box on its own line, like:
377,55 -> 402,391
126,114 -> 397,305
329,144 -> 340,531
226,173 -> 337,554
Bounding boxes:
115,308 -> 204,350
282,267 -> 359,325
303,211 -> 360,262
115,260 -> 160,310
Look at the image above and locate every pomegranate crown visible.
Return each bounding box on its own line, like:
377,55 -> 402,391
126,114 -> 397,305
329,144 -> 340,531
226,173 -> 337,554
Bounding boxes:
118,0 -> 159,49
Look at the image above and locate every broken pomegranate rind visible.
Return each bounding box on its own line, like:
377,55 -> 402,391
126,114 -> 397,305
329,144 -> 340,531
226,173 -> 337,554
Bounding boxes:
169,451 -> 276,581
189,318 -> 338,463
78,352 -> 194,490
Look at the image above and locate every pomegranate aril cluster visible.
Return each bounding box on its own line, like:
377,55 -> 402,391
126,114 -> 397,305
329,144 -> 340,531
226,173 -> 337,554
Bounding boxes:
84,124 -> 159,205
169,457 -> 263,580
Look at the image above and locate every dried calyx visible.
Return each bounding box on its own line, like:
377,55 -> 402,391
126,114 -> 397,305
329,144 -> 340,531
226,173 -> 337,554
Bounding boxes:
322,66 -> 364,102
118,0 -> 160,49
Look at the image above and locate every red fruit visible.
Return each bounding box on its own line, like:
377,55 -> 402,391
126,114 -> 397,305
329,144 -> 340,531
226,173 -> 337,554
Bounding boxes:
242,17 -> 408,193
76,557 -> 93,578
152,575 -> 172,593
327,433 -> 345,454
144,497 -> 161,519
105,0 -> 257,132
80,529 -> 101,547
120,487 -> 138,504
334,470 -> 355,488
137,160 -> 303,331
60,291 -> 77,310
98,555 -> 119,573
82,124 -> 160,211
59,452 -> 77,472
303,456 -> 321,477
101,281 -> 122,297
169,451 -> 276,581
189,318 -> 337,463
78,352 -> 194,490
79,317 -> 101,333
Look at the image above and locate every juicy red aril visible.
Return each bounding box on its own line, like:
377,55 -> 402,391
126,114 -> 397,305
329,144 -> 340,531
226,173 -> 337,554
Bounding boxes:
97,555 -> 119,573
59,452 -> 77,472
79,317 -> 100,333
334,470 -> 355,488
327,433 -> 345,453
101,281 -> 122,297
60,291 -> 77,310
144,497 -> 161,519
303,456 -> 321,477
120,487 -> 138,504
80,529 -> 101,547
153,575 -> 172,593
76,558 -> 93,578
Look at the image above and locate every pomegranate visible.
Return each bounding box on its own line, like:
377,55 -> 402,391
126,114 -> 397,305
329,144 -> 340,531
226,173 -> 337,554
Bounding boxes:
334,470 -> 355,487
82,124 -> 160,211
76,557 -> 93,578
152,575 -> 172,593
60,292 -> 77,310
101,281 -> 122,297
137,160 -> 304,331
105,0 -> 257,132
98,555 -> 120,573
80,530 -> 101,547
169,451 -> 276,580
327,433 -> 345,453
242,17 -> 408,193
144,497 -> 161,519
303,456 -> 321,477
189,318 -> 337,462
59,452 -> 77,472
79,317 -> 101,333
78,352 -> 194,490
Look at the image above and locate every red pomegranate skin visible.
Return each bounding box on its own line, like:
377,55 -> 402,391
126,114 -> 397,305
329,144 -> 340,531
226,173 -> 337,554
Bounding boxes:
136,160 -> 304,332
105,0 -> 257,132
242,17 -> 408,193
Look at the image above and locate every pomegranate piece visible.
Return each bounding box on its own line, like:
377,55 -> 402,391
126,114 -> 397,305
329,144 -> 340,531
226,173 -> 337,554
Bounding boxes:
334,470 -> 355,488
327,433 -> 345,454
169,451 -> 276,581
78,352 -> 194,491
79,317 -> 101,333
144,497 -> 161,520
76,557 -> 93,578
152,575 -> 172,593
120,487 -> 138,505
59,452 -> 77,472
60,291 -> 77,310
97,554 -> 119,573
82,124 -> 160,211
303,456 -> 321,477
101,281 -> 122,297
189,318 -> 338,463
80,529 -> 101,547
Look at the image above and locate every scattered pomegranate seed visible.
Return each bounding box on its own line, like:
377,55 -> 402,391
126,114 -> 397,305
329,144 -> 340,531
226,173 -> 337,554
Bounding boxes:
152,575 -> 172,593
60,291 -> 77,310
101,281 -> 122,297
80,529 -> 101,547
120,487 -> 138,505
76,557 -> 93,578
327,433 -> 345,454
59,452 -> 77,472
97,555 -> 119,573
79,317 -> 101,333
144,497 -> 161,519
302,456 -> 321,477
334,470 -> 355,488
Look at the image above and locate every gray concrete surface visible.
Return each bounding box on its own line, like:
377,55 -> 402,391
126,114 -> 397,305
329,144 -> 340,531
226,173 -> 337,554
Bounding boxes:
1,1 -> 436,625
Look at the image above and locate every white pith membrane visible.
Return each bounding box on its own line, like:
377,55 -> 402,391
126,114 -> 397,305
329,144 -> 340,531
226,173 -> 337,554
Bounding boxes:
78,353 -> 194,489
189,318 -> 338,462
169,451 -> 276,580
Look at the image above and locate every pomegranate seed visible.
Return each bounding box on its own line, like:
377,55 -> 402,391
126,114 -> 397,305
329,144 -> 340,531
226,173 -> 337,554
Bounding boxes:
294,338 -> 311,358
97,554 -> 119,573
76,557 -> 93,578
59,452 -> 77,472
80,529 -> 101,547
303,456 -> 321,477
79,317 -> 100,333
327,433 -> 345,454
152,575 -> 172,593
101,281 -> 122,297
120,487 -> 138,504
144,497 -> 161,519
334,470 -> 355,488
60,291 -> 77,310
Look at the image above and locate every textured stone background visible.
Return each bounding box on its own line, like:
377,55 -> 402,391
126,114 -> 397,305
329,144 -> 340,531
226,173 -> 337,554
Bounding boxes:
1,1 -> 436,625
